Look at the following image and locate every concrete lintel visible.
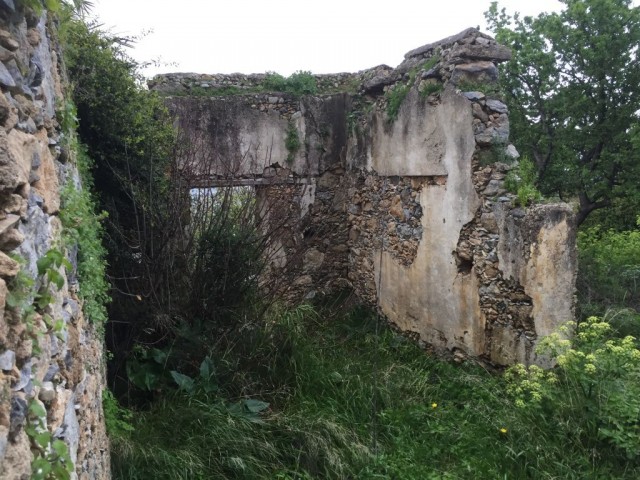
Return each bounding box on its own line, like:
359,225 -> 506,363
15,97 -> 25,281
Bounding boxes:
189,176 -> 313,188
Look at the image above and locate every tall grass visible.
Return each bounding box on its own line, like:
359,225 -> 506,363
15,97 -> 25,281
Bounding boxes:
110,301 -> 640,479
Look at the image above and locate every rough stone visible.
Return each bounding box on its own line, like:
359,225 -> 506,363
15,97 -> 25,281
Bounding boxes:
472,103 -> 489,122
43,362 -> 59,382
363,71 -> 396,93
0,349 -> 14,370
404,28 -> 493,59
0,250 -> 18,278
3,60 -> 23,90
56,397 -> 80,466
0,226 -> 24,250
483,179 -> 505,196
463,91 -> 485,101
0,1 -> 15,13
0,31 -> 18,51
0,213 -> 19,234
26,28 -> 40,47
486,99 -> 508,113
8,394 -> 26,439
451,61 -> 498,85
452,43 -> 512,62
38,381 -> 56,402
480,213 -> 498,233
0,62 -> 15,89
0,46 -> 13,63
505,144 -> 519,159
33,128 -> 60,213
303,248 -> 325,271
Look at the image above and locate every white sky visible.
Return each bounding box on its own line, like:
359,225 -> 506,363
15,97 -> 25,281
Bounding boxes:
90,0 -> 562,78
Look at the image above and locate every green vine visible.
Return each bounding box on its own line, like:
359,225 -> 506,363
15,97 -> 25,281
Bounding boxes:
26,399 -> 74,479
285,121 -> 301,164
59,145 -> 110,327
57,99 -> 110,327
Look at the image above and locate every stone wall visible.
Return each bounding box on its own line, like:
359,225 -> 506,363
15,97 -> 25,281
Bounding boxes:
152,28 -> 577,366
0,5 -> 109,479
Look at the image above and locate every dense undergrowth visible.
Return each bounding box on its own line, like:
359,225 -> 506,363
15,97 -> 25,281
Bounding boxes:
107,298 -> 640,479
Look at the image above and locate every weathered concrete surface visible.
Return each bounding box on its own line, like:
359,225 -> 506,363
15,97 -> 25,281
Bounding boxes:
372,90 -> 485,354
495,203 -> 577,363
167,93 -> 348,181
368,88 -> 448,176
153,28 -> 577,367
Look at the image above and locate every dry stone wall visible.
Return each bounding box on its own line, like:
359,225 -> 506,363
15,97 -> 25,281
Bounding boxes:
0,5 -> 109,479
152,28 -> 577,366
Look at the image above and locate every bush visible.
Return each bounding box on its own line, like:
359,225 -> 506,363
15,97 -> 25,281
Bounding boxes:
578,224 -> 640,319
64,19 -> 185,379
504,156 -> 543,205
263,71 -> 317,96
386,84 -> 409,122
507,317 -> 640,461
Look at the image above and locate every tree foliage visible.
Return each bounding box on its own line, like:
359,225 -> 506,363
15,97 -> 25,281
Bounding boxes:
486,0 -> 640,227
63,20 -> 185,376
63,20 -> 296,397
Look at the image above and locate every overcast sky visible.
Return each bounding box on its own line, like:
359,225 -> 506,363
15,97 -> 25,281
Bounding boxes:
90,0 -> 563,78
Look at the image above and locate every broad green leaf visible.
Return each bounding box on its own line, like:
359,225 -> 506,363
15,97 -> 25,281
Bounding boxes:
199,357 -> 214,380
244,399 -> 270,414
170,371 -> 195,393
29,401 -> 47,418
31,458 -> 52,480
151,348 -> 167,364
35,432 -> 50,449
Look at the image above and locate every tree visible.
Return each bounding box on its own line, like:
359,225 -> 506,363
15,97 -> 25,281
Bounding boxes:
486,0 -> 640,227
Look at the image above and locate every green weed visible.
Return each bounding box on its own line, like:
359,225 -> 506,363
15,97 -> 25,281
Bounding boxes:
504,156 -> 542,205
419,81 -> 443,98
60,143 -> 110,326
285,121 -> 301,163
385,84 -> 409,122
111,300 -> 640,479
264,71 -> 318,96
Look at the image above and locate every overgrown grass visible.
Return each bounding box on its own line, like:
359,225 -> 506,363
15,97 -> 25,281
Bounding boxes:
109,300 -> 640,479
385,84 -> 410,122
419,81 -> 443,98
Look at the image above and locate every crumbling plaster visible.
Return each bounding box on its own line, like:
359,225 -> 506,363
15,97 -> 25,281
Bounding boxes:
153,28 -> 577,367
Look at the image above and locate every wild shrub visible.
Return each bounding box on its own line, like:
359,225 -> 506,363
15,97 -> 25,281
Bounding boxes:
385,84 -> 409,122
64,19 -> 189,385
506,316 -> 640,461
504,156 -> 543,205
263,70 -> 317,95
578,223 -> 640,322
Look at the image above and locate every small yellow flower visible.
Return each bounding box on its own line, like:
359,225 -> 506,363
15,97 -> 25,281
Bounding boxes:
431,403 -> 438,409
500,428 -> 508,434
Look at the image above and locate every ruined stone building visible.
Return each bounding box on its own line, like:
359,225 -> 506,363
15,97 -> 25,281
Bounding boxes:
152,27 -> 577,368
0,5 -> 575,474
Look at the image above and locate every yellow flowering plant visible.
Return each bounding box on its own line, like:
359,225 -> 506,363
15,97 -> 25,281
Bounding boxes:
504,316 -> 640,459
